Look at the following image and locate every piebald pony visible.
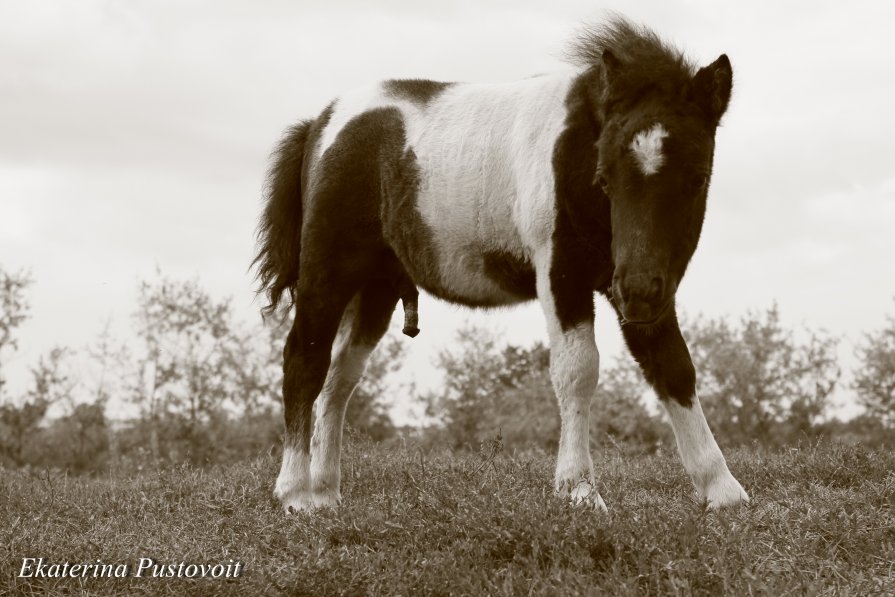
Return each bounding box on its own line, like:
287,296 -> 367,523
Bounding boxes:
254,17 -> 748,513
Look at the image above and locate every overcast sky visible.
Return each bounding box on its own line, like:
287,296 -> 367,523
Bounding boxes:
2,0 -> 893,417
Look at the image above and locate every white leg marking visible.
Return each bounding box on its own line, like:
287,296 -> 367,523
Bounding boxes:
274,445 -> 313,512
274,299 -> 375,513
664,397 -> 749,508
535,251 -> 606,511
309,342 -> 372,507
551,323 -> 601,508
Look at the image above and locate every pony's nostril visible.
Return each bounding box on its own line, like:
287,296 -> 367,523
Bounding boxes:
613,280 -> 627,303
650,277 -> 664,301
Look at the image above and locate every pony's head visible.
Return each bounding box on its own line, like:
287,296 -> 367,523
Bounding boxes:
572,18 -> 732,325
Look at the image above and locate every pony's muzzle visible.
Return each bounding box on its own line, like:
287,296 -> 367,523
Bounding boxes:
613,271 -> 667,323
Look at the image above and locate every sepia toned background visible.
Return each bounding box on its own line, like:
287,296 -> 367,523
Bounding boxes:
3,4 -> 894,594
2,0 -> 894,420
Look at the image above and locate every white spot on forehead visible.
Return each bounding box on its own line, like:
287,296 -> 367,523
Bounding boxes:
630,123 -> 669,176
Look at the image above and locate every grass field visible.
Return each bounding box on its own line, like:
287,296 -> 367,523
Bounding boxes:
2,436 -> 893,596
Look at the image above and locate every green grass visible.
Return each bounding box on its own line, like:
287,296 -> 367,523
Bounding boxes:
2,437 -> 893,596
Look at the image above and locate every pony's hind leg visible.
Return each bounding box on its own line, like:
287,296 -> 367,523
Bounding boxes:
275,278 -> 357,513
309,280 -> 399,507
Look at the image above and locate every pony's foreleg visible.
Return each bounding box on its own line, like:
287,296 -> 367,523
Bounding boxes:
535,255 -> 606,511
620,309 -> 749,508
309,282 -> 397,506
664,396 -> 748,508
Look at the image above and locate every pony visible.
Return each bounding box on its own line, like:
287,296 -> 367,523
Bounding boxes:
254,16 -> 749,513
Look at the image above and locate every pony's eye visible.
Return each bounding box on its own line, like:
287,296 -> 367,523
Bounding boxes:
692,174 -> 708,191
595,172 -> 610,194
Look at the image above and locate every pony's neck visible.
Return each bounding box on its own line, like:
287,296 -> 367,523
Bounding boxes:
563,67 -> 604,141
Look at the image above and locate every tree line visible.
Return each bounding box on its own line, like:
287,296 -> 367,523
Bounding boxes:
0,265 -> 892,474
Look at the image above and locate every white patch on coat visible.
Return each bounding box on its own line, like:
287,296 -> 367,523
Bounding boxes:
664,397 -> 749,508
408,73 -> 574,302
630,123 -> 669,176
313,71 -> 577,306
317,85 -> 422,157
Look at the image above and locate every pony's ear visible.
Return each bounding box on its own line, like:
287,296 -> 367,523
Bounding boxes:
601,50 -> 622,84
691,54 -> 732,123
598,50 -> 623,114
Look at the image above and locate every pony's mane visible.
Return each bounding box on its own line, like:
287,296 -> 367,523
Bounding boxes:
565,15 -> 695,80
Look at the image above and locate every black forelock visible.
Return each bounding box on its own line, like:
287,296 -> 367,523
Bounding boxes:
565,14 -> 696,85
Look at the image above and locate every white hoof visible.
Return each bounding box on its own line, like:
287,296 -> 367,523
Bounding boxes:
275,446 -> 312,508
703,472 -> 749,509
278,490 -> 315,513
277,488 -> 341,513
560,480 -> 608,512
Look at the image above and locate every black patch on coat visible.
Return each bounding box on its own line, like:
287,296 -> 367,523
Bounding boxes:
299,108 -> 404,283
383,79 -> 454,105
549,70 -> 614,331
352,278 -> 404,346
482,251 -> 537,299
278,105 -> 417,442
617,308 -> 695,407
376,129 -> 445,299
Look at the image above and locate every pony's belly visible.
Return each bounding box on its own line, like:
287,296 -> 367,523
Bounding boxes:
405,181 -> 535,306
420,244 -> 533,307
391,211 -> 537,308
381,184 -> 536,307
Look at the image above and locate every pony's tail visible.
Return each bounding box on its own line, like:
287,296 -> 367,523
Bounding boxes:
253,120 -> 313,318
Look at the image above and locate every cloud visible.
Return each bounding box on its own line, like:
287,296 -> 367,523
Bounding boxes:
1,0 -> 893,405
